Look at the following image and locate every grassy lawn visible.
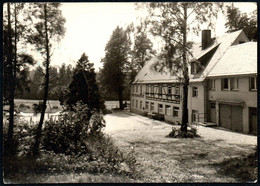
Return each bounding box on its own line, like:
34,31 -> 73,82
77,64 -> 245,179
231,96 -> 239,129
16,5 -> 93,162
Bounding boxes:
104,111 -> 257,183
13,99 -> 63,113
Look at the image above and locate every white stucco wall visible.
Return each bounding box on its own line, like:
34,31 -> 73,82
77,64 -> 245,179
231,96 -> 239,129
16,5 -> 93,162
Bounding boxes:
188,82 -> 206,124
208,76 -> 257,133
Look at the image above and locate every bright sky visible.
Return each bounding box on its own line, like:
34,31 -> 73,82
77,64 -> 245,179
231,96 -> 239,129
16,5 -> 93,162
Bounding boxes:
46,2 -> 256,71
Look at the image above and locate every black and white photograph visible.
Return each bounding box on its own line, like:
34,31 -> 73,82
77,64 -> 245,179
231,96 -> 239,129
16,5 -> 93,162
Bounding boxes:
2,2 -> 257,183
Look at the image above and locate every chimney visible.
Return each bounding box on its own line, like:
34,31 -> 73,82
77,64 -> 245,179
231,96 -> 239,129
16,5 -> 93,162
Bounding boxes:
201,30 -> 211,50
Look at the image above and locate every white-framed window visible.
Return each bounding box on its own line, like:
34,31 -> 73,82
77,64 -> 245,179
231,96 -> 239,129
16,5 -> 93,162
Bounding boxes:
158,104 -> 163,114
231,77 -> 239,90
150,102 -> 154,111
145,101 -> 149,110
165,105 -> 171,115
250,76 -> 257,91
140,101 -> 142,110
136,100 -> 138,108
192,86 -> 198,97
210,102 -> 216,109
209,79 -> 215,90
173,107 -> 179,117
222,78 -> 229,90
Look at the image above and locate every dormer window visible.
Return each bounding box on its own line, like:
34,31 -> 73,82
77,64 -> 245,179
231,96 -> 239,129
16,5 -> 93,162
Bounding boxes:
191,62 -> 198,74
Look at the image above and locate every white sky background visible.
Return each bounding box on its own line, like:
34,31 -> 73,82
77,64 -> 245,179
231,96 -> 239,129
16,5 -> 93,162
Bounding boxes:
44,2 -> 257,71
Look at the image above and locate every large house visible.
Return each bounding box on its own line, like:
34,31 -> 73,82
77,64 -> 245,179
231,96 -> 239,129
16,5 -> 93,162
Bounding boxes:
130,29 -> 257,134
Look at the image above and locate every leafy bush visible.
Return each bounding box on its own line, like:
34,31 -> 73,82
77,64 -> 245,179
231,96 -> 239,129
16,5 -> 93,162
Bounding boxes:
42,102 -> 105,155
167,126 -> 200,138
82,132 -> 138,177
3,117 -> 37,156
3,133 -> 19,157
4,135 -> 139,182
40,102 -> 138,177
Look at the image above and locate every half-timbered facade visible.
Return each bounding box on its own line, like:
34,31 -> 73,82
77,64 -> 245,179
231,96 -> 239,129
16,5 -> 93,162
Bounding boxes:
131,30 -> 257,134
130,56 -> 183,123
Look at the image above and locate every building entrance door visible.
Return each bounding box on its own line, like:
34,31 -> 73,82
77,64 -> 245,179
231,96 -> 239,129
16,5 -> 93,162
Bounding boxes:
209,102 -> 216,123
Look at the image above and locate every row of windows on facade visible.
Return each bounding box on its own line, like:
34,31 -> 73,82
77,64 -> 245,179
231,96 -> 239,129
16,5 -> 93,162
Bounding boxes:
133,77 -> 257,97
131,98 -> 200,122
132,84 -> 180,95
192,77 -> 258,98
132,100 -> 179,117
208,77 -> 257,91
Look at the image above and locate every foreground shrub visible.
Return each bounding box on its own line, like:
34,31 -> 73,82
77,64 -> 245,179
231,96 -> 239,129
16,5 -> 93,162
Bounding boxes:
167,126 -> 200,138
4,102 -> 139,182
3,116 -> 37,157
42,102 -> 105,155
3,116 -> 29,156
4,133 -> 138,182
82,132 -> 137,176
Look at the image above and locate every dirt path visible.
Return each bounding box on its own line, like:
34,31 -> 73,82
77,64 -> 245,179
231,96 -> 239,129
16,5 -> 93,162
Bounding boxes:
104,110 -> 257,183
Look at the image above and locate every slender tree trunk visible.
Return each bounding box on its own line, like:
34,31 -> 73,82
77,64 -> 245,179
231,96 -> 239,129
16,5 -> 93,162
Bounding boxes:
33,4 -> 50,155
7,3 -> 15,150
13,3 -> 17,107
181,4 -> 189,133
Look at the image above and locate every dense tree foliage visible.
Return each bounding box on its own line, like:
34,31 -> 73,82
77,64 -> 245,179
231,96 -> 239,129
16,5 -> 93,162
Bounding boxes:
142,2 -> 222,134
132,24 -> 156,70
100,26 -> 131,109
66,53 -> 105,114
225,4 -> 257,41
17,64 -> 73,100
125,23 -> 156,85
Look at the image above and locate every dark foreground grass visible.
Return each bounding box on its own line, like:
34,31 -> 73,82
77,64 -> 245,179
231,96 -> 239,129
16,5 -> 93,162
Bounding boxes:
212,147 -> 257,182
3,128 -> 139,183
3,150 -> 138,183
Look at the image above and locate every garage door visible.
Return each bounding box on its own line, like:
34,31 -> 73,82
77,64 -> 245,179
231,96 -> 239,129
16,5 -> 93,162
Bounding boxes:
219,104 -> 243,132
220,104 -> 231,129
231,106 -> 243,132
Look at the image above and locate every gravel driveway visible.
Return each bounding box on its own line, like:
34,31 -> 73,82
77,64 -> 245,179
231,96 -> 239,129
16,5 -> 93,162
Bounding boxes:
104,110 -> 257,183
104,110 -> 256,146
